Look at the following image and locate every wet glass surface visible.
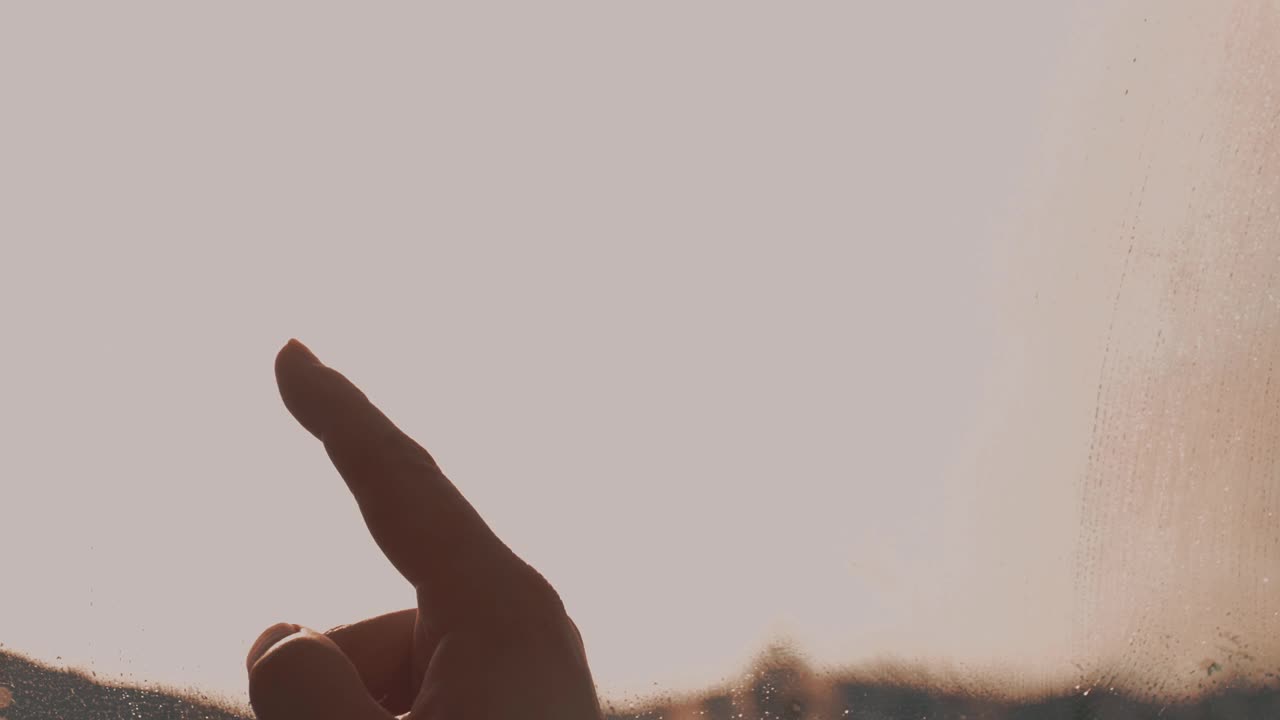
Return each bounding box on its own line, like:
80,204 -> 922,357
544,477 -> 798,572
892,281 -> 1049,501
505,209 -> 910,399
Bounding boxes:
2,2 -> 1278,718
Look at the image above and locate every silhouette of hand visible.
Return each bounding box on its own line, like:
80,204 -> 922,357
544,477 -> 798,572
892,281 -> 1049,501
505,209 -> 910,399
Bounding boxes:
245,340 -> 603,720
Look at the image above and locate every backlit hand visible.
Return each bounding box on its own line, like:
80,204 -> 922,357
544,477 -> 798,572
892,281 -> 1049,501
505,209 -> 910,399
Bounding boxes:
245,340 -> 603,720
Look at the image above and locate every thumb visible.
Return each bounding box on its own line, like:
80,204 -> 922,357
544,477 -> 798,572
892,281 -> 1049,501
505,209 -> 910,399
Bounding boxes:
247,623 -> 395,720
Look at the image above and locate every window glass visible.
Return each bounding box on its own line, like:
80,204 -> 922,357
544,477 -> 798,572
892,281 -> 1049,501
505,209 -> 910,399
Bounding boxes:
1,3 -> 1277,717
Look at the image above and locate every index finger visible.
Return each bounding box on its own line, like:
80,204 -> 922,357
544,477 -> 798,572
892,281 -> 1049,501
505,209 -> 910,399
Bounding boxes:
274,340 -> 540,623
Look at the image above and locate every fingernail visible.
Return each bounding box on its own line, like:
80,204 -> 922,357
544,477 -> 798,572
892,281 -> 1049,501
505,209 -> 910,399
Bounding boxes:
284,339 -> 321,365
246,622 -> 302,671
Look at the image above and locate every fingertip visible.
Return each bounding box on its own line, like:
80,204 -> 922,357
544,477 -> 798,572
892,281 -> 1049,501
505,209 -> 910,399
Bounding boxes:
247,625 -> 391,720
279,338 -> 320,364
274,339 -> 333,440
275,338 -> 322,387
273,339 -> 385,449
247,622 -> 303,672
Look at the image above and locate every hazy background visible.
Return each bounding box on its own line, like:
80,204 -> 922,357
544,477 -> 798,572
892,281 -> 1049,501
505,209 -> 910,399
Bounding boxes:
2,0 -> 1276,709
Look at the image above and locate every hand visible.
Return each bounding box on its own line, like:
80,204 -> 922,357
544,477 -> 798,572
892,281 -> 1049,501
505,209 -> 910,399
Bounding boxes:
245,340 -> 603,720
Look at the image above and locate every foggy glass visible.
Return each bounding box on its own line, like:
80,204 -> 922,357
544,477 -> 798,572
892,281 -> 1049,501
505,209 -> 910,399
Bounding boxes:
1,1 -> 1277,718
